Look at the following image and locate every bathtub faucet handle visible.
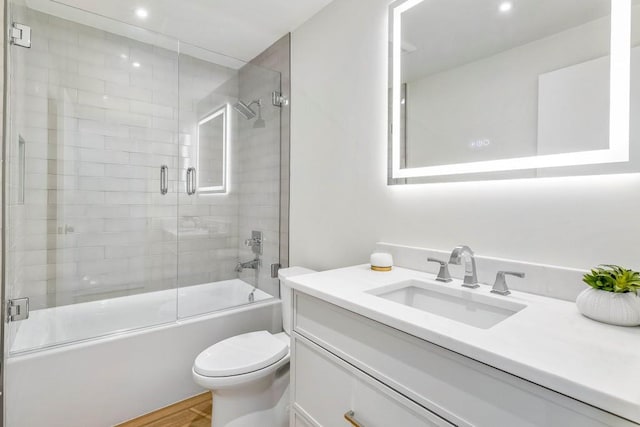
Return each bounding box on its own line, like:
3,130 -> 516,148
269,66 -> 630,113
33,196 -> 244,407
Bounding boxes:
244,231 -> 263,255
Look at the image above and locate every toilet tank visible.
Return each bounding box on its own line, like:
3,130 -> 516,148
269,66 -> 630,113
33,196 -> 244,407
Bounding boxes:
278,267 -> 316,335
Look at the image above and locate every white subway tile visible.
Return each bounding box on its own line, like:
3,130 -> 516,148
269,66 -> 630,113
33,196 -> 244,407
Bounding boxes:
79,148 -> 129,164
77,259 -> 128,276
78,63 -> 129,84
129,126 -> 176,144
104,218 -> 148,232
50,72 -> 105,94
78,90 -> 128,111
105,82 -> 152,102
151,117 -> 178,132
85,206 -> 129,218
78,162 -> 105,177
78,119 -> 129,138
25,65 -> 49,83
130,100 -> 173,119
47,189 -> 104,204
105,164 -> 147,179
105,110 -> 151,128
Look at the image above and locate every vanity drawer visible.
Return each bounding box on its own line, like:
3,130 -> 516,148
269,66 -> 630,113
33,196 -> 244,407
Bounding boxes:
292,334 -> 454,427
293,291 -> 637,427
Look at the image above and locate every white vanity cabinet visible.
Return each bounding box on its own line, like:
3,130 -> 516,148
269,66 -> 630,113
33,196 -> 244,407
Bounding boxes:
290,291 -> 637,427
292,334 -> 453,426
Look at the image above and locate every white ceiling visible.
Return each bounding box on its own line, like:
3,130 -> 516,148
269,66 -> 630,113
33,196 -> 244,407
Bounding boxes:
30,0 -> 334,62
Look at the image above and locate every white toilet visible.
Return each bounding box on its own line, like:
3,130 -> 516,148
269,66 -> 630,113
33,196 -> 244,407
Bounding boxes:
192,267 -> 315,427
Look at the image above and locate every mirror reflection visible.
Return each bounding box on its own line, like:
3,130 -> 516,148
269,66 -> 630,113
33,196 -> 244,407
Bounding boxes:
390,0 -> 640,182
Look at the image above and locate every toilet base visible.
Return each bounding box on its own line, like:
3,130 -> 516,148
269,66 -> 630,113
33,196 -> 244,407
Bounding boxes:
211,364 -> 289,427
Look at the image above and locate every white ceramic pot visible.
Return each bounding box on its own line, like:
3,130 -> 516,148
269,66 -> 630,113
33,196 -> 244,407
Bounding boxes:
576,288 -> 640,326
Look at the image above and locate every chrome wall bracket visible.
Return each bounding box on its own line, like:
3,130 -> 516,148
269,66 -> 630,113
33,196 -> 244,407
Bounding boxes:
11,23 -> 31,48
7,298 -> 29,322
271,91 -> 288,107
271,263 -> 281,279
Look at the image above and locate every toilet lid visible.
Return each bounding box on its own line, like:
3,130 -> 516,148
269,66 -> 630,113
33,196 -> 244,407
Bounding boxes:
194,331 -> 289,377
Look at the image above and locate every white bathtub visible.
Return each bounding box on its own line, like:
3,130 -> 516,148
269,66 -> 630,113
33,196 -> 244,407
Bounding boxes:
5,279 -> 282,427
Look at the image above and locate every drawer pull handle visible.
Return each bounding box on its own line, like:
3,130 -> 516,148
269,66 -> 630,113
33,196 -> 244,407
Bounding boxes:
344,410 -> 364,427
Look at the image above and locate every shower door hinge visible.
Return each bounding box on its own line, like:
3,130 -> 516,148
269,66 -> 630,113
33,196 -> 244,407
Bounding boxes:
10,23 -> 31,48
271,91 -> 288,107
7,298 -> 29,322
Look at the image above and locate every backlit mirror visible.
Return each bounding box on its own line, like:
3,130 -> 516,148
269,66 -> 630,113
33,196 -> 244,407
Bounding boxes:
389,0 -> 640,184
197,105 -> 228,193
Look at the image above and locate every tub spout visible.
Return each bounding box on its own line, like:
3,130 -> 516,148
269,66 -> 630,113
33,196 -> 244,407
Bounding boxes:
235,257 -> 261,272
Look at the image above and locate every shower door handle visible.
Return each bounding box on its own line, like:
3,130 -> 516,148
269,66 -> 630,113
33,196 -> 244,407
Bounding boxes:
160,165 -> 168,195
186,167 -> 196,195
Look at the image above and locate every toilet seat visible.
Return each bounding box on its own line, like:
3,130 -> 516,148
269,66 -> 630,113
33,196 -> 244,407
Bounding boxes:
195,331 -> 288,377
193,331 -> 290,390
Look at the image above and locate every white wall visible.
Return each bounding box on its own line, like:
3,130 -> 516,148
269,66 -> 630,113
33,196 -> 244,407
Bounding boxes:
290,0 -> 640,274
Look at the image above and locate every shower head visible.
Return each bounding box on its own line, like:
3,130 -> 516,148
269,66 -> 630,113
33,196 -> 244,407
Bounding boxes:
233,101 -> 257,120
234,99 -> 266,128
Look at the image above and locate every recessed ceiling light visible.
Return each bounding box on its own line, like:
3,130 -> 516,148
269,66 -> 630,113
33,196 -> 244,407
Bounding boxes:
132,62 -> 141,68
499,2 -> 512,13
120,53 -> 128,59
135,8 -> 148,19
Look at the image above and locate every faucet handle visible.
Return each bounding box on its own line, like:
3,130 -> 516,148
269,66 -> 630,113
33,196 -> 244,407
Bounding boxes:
491,271 -> 525,296
427,258 -> 452,283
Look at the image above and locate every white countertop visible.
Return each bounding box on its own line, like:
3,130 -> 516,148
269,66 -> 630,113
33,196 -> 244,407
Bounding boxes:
288,265 -> 640,424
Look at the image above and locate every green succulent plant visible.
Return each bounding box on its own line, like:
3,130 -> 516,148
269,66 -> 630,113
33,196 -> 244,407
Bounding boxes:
582,265 -> 640,293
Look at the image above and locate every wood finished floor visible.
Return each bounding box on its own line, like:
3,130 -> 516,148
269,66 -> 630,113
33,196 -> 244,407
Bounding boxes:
116,392 -> 212,427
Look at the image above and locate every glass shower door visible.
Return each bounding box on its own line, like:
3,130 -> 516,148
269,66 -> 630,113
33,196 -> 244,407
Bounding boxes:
5,2 -> 180,354
176,48 -> 282,318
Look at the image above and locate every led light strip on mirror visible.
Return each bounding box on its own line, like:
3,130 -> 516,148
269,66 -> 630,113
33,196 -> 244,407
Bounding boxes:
390,0 -> 631,179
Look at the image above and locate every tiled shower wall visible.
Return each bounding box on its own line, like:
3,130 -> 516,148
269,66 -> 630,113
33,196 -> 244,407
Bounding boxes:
9,9 -> 187,309
6,7 -> 285,310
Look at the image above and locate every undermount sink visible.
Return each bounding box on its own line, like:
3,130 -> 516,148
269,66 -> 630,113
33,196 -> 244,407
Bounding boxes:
367,279 -> 526,329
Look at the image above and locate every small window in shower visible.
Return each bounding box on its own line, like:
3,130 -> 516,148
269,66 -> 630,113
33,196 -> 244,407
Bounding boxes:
196,105 -> 228,194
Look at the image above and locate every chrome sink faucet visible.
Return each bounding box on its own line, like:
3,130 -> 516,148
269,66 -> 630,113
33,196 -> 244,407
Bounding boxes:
448,245 -> 480,288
